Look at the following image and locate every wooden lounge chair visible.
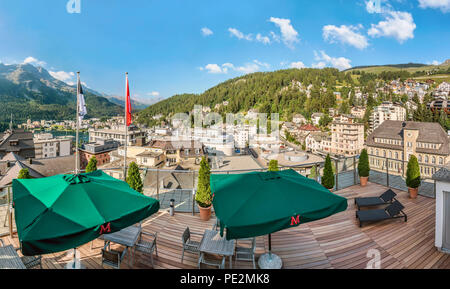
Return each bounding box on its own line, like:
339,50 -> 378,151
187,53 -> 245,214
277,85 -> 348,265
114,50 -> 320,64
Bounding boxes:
356,200 -> 407,227
354,189 -> 397,210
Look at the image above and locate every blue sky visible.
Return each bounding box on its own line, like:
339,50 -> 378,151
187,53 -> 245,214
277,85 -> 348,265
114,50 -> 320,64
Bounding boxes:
0,0 -> 449,103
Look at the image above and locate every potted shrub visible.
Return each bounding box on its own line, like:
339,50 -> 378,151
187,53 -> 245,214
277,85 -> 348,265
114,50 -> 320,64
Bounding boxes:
196,157 -> 212,221
358,149 -> 370,187
268,160 -> 279,172
406,155 -> 421,199
85,156 -> 98,173
322,154 -> 335,191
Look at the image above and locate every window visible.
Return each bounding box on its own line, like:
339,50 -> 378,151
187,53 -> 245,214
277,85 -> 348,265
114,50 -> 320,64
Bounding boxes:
389,151 -> 392,158
395,152 -> 399,159
376,149 -> 379,156
418,155 -> 422,162
440,157 -> 444,165
425,155 -> 429,163
383,150 -> 386,157
432,157 -> 436,164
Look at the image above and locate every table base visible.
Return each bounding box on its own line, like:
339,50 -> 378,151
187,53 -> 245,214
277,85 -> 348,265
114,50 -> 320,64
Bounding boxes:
258,253 -> 282,269
65,259 -> 85,269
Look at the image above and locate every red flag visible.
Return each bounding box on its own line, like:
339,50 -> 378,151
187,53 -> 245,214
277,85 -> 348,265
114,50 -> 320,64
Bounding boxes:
126,73 -> 132,126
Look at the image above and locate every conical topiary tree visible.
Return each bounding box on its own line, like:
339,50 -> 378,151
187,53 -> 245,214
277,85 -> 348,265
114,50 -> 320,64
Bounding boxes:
18,168 -> 31,179
268,160 -> 279,172
126,162 -> 143,194
358,149 -> 370,177
196,157 -> 212,208
322,154 -> 335,190
85,156 -> 98,173
406,155 -> 421,189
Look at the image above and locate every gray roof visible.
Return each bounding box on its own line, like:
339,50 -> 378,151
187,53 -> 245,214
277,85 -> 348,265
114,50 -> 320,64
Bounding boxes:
432,162 -> 450,182
366,120 -> 450,156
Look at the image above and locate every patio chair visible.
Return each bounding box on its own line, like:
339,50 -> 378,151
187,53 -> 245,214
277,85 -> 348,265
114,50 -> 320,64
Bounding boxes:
181,227 -> 202,263
356,200 -> 407,227
355,189 -> 397,210
198,253 -> 225,269
212,218 -> 220,231
235,238 -> 256,269
134,231 -> 158,268
101,243 -> 127,269
20,256 -> 42,269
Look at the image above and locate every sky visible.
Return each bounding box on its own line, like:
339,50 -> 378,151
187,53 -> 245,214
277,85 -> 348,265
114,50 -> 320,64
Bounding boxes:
0,0 -> 449,103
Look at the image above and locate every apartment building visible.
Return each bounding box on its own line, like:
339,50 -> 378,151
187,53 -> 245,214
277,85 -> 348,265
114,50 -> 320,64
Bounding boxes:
370,102 -> 406,132
79,139 -> 120,169
33,133 -> 72,159
330,116 -> 364,157
88,125 -> 146,146
351,106 -> 366,119
0,129 -> 35,160
365,121 -> 450,178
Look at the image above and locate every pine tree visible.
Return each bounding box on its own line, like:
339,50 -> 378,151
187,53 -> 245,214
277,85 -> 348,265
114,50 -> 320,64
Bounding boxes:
18,168 -> 31,179
322,154 -> 335,190
268,160 -> 279,172
126,162 -> 143,193
85,156 -> 98,173
196,157 -> 212,208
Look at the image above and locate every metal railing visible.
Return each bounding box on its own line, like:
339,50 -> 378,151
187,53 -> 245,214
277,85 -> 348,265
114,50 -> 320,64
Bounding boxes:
1,155 -> 439,236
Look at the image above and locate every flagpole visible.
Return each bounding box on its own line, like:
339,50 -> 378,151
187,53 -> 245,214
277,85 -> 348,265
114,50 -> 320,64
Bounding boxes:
75,71 -> 80,174
123,72 -> 128,181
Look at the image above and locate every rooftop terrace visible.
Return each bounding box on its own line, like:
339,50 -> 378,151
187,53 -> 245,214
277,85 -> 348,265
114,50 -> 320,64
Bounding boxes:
1,182 -> 449,269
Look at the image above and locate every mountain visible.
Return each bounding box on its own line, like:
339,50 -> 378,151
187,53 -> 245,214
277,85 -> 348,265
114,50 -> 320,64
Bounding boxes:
345,60 -> 450,74
104,95 -> 155,110
0,63 -> 122,122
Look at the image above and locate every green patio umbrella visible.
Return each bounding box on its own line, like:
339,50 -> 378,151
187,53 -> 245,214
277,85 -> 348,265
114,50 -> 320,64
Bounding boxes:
13,170 -> 160,259
210,169 -> 347,268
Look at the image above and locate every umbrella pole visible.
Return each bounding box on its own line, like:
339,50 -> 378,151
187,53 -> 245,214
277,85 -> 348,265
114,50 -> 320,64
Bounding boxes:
268,234 -> 272,256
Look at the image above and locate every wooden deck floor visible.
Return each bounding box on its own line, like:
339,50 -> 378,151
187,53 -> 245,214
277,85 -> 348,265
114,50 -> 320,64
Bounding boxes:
2,182 -> 450,269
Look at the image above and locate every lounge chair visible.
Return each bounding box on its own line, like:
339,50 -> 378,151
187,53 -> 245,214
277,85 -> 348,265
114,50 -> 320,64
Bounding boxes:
354,189 -> 397,210
356,200 -> 407,227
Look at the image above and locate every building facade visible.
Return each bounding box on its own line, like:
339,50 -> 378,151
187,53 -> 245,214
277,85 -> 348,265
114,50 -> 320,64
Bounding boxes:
370,102 -> 406,132
88,125 -> 146,146
33,133 -> 72,159
330,116 -> 364,157
79,139 -> 120,169
365,121 -> 450,178
0,129 -> 35,160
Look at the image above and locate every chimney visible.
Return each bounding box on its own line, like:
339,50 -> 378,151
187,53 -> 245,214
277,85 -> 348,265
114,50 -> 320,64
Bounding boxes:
28,158 -> 33,165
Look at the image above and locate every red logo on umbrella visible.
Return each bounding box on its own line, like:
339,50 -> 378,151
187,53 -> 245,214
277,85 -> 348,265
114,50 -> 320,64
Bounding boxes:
290,215 -> 300,226
99,222 -> 111,235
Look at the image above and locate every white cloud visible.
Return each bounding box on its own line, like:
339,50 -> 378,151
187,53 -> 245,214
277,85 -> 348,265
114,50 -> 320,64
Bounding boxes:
269,17 -> 299,48
312,51 -> 352,71
368,11 -> 416,43
49,70 -> 75,84
290,61 -> 306,69
204,64 -> 227,74
256,33 -> 271,44
418,0 -> 450,13
201,27 -> 213,36
23,56 -> 46,67
323,24 -> 369,49
200,60 -> 270,75
228,28 -> 252,41
365,0 -> 391,13
148,91 -> 160,97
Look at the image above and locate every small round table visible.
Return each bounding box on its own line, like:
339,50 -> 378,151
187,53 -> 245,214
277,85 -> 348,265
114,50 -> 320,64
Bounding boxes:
258,253 -> 282,269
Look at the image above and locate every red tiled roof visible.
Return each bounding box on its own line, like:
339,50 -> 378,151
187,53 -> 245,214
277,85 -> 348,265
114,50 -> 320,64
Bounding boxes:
299,124 -> 320,131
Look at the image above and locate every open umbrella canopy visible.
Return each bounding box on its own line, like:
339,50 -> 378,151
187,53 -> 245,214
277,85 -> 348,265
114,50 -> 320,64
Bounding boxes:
13,170 -> 160,256
210,169 -> 347,240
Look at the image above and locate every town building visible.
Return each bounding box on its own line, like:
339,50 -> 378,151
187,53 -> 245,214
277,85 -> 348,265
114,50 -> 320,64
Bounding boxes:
370,102 -> 406,132
88,125 -> 146,146
350,106 -> 366,119
365,121 -> 450,178
33,133 -> 72,159
330,116 -> 364,157
292,114 -> 306,125
427,97 -> 450,115
0,129 -> 35,160
79,139 -> 120,169
311,113 -> 324,126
